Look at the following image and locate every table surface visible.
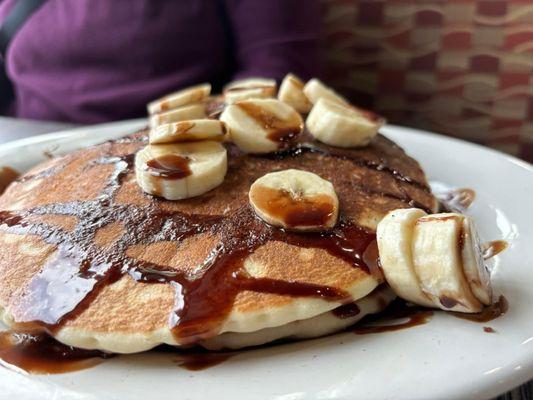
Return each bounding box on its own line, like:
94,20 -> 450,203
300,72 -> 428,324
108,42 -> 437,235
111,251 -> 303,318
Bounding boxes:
0,116 -> 531,400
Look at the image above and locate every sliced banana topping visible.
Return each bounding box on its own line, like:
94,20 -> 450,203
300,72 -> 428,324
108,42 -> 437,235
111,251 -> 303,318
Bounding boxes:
224,78 -> 277,104
278,73 -> 312,114
249,169 -> 339,231
307,98 -> 384,148
377,209 -> 492,313
149,120 -> 226,144
303,78 -> 348,106
147,83 -> 211,115
135,141 -> 227,201
413,213 -> 483,312
460,216 -> 492,305
220,98 -> 304,153
377,209 -> 434,308
146,76 -> 385,151
149,103 -> 206,129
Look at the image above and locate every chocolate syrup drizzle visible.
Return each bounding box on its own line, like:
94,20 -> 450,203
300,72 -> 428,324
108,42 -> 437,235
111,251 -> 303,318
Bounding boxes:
0,330 -> 112,374
145,154 -> 192,180
264,141 -> 434,214
235,101 -> 303,146
352,299 -> 434,334
0,143 -> 390,343
270,142 -> 431,193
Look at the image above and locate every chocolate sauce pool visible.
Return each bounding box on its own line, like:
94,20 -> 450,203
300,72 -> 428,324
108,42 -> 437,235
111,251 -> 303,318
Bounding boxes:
353,300 -> 434,335
0,330 -> 112,374
0,330 -> 232,373
352,295 -> 508,335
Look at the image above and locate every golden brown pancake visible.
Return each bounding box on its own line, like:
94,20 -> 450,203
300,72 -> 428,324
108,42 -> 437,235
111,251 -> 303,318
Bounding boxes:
200,286 -> 396,350
0,130 -> 437,353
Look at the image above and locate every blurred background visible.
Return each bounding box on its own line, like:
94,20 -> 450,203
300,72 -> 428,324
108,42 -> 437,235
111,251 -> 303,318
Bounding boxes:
322,0 -> 533,161
0,0 -> 532,162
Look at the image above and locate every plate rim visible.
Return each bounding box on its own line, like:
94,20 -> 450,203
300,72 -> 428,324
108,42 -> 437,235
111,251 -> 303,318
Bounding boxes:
1,121 -> 532,173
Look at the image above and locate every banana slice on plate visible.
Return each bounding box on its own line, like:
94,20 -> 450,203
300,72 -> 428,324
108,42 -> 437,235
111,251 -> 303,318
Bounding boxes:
220,98 -> 303,153
135,141 -> 227,200
303,78 -> 348,106
224,78 -> 277,104
459,216 -> 492,305
378,209 -> 492,313
249,169 -> 339,231
147,83 -> 211,115
307,98 -> 384,148
149,103 -> 206,129
149,120 -> 227,144
278,73 -> 312,114
377,209 -> 434,307
413,214 -> 483,312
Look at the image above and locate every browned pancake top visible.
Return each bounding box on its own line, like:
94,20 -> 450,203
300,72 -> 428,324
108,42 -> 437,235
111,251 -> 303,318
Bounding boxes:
0,130 -> 436,343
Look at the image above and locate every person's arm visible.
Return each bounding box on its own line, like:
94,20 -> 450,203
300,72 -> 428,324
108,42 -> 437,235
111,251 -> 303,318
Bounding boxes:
223,0 -> 321,82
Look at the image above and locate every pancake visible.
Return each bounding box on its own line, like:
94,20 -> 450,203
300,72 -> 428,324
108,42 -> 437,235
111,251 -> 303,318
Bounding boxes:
0,130 -> 437,353
200,286 -> 396,350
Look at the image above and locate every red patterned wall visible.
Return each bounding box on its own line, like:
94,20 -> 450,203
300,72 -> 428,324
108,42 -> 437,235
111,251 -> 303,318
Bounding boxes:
322,0 -> 533,161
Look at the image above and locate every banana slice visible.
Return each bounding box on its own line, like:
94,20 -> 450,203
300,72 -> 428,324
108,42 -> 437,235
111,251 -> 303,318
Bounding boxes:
149,103 -> 206,129
135,141 -> 227,200
377,208 -> 434,307
149,120 -> 226,144
220,98 -> 303,153
377,209 -> 492,313
412,214 -> 483,313
224,78 -> 276,104
461,216 -> 492,305
147,83 -> 211,115
303,78 -> 348,106
249,169 -> 339,231
278,73 -> 312,114
307,98 -> 384,148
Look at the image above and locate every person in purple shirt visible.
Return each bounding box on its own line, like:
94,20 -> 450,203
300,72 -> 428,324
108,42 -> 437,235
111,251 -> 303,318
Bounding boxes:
0,0 -> 320,123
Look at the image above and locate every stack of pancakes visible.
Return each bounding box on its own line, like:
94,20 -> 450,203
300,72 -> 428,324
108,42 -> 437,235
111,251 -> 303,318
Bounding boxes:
0,131 -> 436,353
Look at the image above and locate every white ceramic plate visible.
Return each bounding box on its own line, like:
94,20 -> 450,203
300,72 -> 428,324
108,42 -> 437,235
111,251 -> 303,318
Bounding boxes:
0,122 -> 532,400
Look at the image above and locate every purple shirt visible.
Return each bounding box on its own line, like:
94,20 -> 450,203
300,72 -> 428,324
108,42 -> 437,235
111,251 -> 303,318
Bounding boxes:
0,0 -> 320,123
